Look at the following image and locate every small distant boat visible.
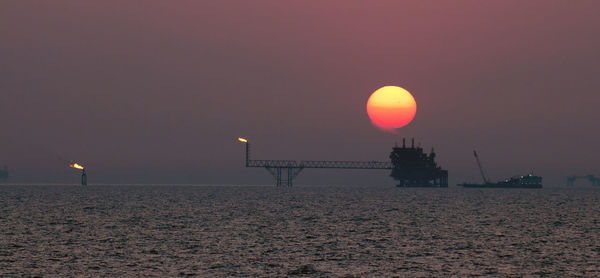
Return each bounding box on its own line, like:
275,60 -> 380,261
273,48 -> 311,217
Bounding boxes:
458,151 -> 542,189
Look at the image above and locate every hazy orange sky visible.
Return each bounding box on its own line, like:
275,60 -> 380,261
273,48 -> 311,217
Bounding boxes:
1,1 -> 599,186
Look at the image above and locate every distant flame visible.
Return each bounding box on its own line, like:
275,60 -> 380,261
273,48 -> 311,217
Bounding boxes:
69,163 -> 84,170
238,137 -> 248,143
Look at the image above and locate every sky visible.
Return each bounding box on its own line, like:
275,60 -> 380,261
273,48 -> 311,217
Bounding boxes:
1,1 -> 599,186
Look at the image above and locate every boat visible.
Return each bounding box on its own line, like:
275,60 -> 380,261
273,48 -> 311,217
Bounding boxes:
459,174 -> 542,188
458,151 -> 542,188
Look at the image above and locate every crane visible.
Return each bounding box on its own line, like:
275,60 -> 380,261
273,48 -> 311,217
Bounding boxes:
473,150 -> 490,184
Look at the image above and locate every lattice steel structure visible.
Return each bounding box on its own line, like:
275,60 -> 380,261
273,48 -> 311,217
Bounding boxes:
239,139 -> 392,187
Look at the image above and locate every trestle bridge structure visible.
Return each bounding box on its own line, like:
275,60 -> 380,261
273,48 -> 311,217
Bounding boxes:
239,138 -> 392,186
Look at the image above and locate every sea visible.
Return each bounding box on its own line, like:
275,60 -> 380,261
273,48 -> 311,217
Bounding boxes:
0,185 -> 599,277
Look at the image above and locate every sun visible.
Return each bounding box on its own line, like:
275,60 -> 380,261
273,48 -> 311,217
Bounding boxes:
366,86 -> 417,133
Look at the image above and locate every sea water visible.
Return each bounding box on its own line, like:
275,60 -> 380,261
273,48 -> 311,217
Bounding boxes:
0,185 -> 598,277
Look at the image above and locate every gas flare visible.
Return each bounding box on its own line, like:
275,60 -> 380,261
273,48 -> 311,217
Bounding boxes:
69,163 -> 84,170
238,137 -> 248,143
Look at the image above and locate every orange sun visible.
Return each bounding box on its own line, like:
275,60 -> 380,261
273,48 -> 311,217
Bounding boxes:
366,86 -> 417,133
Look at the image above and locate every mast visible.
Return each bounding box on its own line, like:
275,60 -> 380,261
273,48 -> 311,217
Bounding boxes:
473,150 -> 489,184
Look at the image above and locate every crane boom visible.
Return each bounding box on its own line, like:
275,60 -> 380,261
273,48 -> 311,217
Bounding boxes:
473,150 -> 489,184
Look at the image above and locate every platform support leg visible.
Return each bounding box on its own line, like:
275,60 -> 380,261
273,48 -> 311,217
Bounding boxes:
265,167 -> 304,187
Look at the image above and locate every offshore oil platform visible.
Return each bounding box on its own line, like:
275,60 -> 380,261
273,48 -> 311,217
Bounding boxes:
566,175 -> 600,187
390,138 -> 448,187
238,137 -> 447,187
0,166 -> 8,182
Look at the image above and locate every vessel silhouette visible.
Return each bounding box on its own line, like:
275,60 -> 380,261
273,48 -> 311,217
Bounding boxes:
458,151 -> 542,188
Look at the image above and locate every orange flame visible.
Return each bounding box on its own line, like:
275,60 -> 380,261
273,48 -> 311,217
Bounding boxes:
238,137 -> 248,143
69,163 -> 84,170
